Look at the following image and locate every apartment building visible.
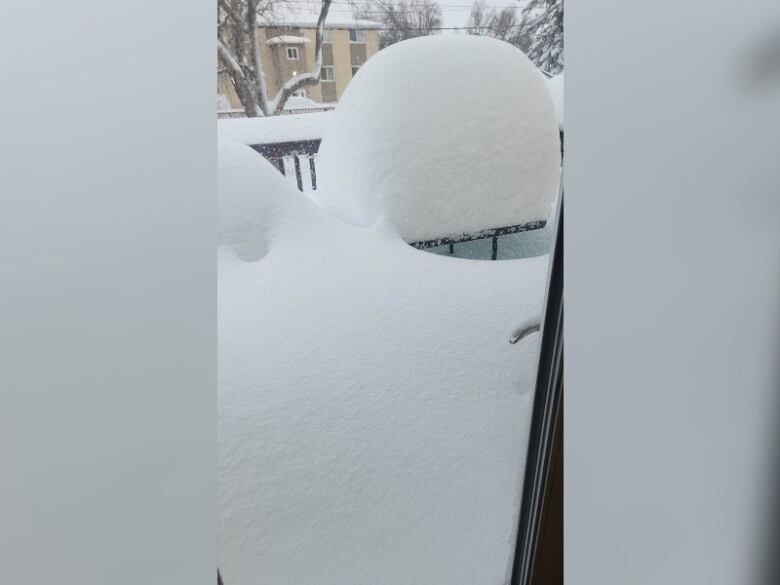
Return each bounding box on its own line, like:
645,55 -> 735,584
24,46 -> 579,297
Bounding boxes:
218,11 -> 381,109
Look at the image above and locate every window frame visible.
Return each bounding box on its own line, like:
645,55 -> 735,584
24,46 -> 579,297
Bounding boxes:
286,46 -> 300,60
509,189 -> 563,585
349,29 -> 366,43
320,65 -> 335,82
322,29 -> 331,44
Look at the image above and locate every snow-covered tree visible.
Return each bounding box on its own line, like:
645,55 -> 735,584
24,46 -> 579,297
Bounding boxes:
217,0 -> 333,117
354,0 -> 442,49
466,0 -> 529,51
518,0 -> 563,74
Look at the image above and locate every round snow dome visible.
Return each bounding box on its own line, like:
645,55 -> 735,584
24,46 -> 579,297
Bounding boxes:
218,139 -> 299,257
317,34 -> 561,243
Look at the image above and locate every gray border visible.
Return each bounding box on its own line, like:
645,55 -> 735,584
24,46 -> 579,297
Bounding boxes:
1,2 -> 216,584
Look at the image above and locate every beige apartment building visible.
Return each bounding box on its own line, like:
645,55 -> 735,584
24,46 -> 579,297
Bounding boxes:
218,16 -> 380,110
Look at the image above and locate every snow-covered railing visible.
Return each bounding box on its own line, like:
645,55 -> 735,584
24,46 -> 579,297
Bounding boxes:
219,106 -> 335,119
410,221 -> 548,260
217,109 -> 248,119
249,139 -> 320,192
246,135 -> 554,260
280,106 -> 335,115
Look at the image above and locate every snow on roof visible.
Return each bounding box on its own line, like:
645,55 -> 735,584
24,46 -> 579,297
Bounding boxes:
271,18 -> 381,29
266,35 -> 310,45
259,2 -> 381,29
217,112 -> 331,145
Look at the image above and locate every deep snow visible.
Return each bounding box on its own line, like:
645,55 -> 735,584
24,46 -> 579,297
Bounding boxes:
546,73 -> 564,127
218,34 -> 560,585
317,35 -> 560,243
217,111 -> 332,145
218,144 -> 549,585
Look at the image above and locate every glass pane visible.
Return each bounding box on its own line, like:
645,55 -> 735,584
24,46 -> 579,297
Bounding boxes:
218,4 -> 564,583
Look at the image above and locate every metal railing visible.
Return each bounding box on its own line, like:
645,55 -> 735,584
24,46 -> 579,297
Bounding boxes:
248,137 -> 553,259
250,139 -> 321,192
218,106 -> 335,119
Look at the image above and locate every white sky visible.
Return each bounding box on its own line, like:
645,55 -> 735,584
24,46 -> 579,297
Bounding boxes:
435,0 -> 527,28
277,0 -> 528,30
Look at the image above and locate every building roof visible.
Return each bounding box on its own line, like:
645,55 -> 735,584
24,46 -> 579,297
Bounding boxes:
266,35 -> 311,45
259,2 -> 381,30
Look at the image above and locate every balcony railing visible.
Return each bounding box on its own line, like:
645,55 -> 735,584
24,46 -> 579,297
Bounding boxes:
247,137 -> 553,260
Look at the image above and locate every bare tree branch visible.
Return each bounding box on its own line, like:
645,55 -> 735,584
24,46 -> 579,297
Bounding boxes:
246,0 -> 270,114
355,0 -> 441,49
268,0 -> 333,115
467,0 -> 529,50
218,0 -> 249,32
217,0 -> 333,117
217,39 -> 246,80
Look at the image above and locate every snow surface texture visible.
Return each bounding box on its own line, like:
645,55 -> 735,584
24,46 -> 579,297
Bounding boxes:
218,141 -> 549,585
218,139 -> 311,260
317,35 -> 561,243
282,95 -> 319,111
217,111 -> 332,145
219,36 -> 559,585
546,73 -> 564,127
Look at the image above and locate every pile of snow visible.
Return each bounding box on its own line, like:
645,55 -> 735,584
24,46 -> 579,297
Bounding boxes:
219,136 -> 549,584
546,73 -> 564,127
218,140 -> 315,259
282,95 -> 320,111
218,34 -> 560,585
218,111 -> 332,145
317,35 -> 560,243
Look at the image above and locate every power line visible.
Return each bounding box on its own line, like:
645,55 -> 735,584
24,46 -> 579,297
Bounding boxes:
278,0 -> 525,9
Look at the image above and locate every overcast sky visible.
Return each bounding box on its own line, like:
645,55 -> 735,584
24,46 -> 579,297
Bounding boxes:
436,0 -> 526,28
282,0 -> 528,31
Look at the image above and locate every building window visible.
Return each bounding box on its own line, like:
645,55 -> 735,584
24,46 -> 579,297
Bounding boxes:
322,29 -> 331,43
286,46 -> 299,60
321,66 -> 335,81
351,66 -> 360,77
349,29 -> 366,43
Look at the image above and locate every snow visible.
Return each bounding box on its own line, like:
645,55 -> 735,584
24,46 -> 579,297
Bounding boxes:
546,73 -> 564,127
316,35 -> 561,243
266,35 -> 310,45
217,111 -> 332,145
218,137 -> 550,585
282,95 -> 319,111
218,140 -> 308,260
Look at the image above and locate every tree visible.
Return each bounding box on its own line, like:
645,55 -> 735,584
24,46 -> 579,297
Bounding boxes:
354,0 -> 442,49
518,0 -> 563,74
217,0 -> 333,117
466,0 -> 529,51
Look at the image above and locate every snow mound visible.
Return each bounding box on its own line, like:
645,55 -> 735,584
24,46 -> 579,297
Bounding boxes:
218,139 -> 307,259
546,73 -> 563,127
317,35 -> 561,242
218,136 -> 552,584
218,111 -> 331,145
283,95 -> 318,110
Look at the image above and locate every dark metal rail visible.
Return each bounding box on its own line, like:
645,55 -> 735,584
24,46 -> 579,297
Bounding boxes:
249,139 -> 551,260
